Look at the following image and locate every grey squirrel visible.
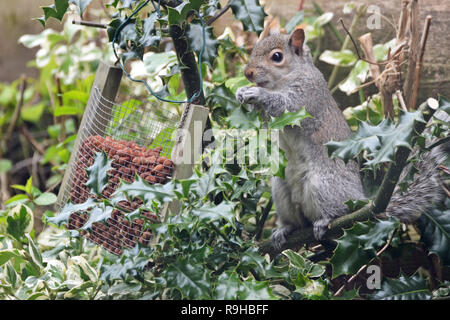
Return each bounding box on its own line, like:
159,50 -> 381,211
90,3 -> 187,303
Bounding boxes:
236,28 -> 449,248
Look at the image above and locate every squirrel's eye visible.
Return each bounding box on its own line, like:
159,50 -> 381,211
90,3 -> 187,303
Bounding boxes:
271,52 -> 283,63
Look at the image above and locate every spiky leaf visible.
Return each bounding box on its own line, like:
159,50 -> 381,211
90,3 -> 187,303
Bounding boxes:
186,22 -> 219,67
418,199 -> 450,265
85,151 -> 112,196
370,274 -> 431,300
229,0 -> 266,35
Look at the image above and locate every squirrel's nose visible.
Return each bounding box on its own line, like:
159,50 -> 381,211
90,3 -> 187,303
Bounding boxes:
244,67 -> 255,82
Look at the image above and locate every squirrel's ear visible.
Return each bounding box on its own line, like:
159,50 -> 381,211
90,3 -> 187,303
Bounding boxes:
259,17 -> 281,40
289,28 -> 305,55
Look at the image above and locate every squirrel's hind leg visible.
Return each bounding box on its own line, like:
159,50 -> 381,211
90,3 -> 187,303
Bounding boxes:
271,177 -> 308,250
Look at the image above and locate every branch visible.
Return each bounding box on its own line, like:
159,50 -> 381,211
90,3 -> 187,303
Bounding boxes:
409,15 -> 432,110
207,3 -> 231,26
259,99 -> 439,257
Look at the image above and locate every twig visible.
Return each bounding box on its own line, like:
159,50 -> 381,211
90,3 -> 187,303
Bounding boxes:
255,197 -> 273,241
395,90 -> 408,111
72,20 -> 107,29
56,77 -> 66,143
403,0 -> 420,109
207,3 -> 231,26
328,5 -> 367,89
409,15 -> 432,110
20,126 -> 46,156
334,228 -> 397,297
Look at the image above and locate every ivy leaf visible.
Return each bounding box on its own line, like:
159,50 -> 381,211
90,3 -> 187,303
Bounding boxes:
417,199 -> 450,265
85,151 -> 112,196
229,0 -> 266,35
37,0 -> 70,27
139,12 -> 161,48
268,108 -> 312,130
330,218 -> 399,278
162,257 -> 211,299
186,22 -> 219,67
370,274 -> 431,300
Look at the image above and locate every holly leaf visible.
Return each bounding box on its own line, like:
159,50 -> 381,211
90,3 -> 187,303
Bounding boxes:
161,257 -> 211,299
370,274 -> 431,300
85,151 -> 112,196
208,84 -> 241,112
186,22 -> 219,67
69,0 -> 93,16
37,0 -> 70,27
81,203 -> 114,230
139,12 -> 161,48
229,0 -> 266,35
190,202 -> 234,224
114,175 -> 176,205
167,0 -> 204,26
330,218 -> 399,278
439,95 -> 450,115
47,198 -> 97,226
418,199 -> 450,266
268,108 -> 312,130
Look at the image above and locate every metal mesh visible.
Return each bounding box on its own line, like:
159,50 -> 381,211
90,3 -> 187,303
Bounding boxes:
58,86 -> 179,255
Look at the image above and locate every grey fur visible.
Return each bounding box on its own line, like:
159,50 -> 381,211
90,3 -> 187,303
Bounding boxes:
236,32 -> 449,248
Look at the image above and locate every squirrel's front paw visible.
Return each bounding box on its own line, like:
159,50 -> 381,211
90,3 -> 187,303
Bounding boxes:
236,86 -> 261,105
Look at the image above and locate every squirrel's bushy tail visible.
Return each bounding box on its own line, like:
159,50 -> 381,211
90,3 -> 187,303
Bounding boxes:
386,111 -> 449,222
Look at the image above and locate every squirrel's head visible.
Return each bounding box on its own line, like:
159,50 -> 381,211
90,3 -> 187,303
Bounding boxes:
244,28 -> 309,90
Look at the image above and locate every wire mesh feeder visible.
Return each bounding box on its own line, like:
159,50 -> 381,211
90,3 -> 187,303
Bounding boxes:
57,85 -> 179,255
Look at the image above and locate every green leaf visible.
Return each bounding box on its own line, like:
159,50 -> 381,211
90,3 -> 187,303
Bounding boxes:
25,234 -> 44,268
439,95 -> 450,115
167,0 -> 204,26
0,159 -> 12,173
162,257 -> 211,299
330,218 -> 399,278
139,12 -> 161,48
0,249 -> 26,267
338,60 -> 370,95
190,202 -> 234,224
114,175 -> 175,205
34,193 -> 57,206
370,274 -> 431,300
229,0 -> 266,35
37,0 -> 70,27
54,105 -> 84,116
214,271 -> 241,299
21,103 -> 45,123
268,108 -> 312,130
85,151 -> 112,196
6,205 -> 34,241
282,249 -> 326,278
69,0 -> 93,16
418,200 -> 450,265
319,49 -> 357,67
47,198 -> 97,226
187,22 -> 219,67
327,110 -> 425,168
81,203 -> 114,230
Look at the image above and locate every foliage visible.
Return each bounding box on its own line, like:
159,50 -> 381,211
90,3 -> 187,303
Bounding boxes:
1,0 -> 449,301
